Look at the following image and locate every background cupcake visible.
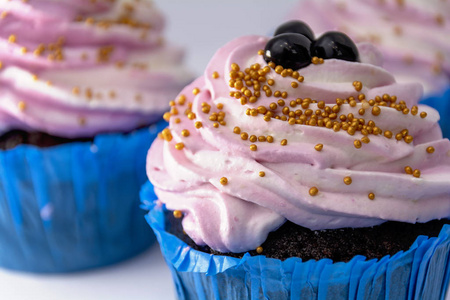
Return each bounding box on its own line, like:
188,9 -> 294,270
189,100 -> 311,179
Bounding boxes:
0,0 -> 190,272
143,23 -> 450,299
286,0 -> 450,137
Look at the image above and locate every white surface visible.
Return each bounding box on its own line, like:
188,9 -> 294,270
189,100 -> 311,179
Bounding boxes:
0,245 -> 175,300
1,1 -> 449,299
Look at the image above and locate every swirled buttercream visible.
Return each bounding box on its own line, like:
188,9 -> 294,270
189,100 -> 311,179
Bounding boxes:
147,35 -> 450,253
287,0 -> 450,95
0,0 -> 190,137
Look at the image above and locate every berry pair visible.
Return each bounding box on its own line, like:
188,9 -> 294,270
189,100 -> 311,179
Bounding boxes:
264,21 -> 359,70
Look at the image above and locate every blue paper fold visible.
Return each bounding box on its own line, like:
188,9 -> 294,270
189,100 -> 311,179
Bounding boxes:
421,86 -> 450,139
142,182 -> 450,300
0,120 -> 166,273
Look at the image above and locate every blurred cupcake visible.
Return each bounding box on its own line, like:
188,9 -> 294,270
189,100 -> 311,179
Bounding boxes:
142,22 -> 450,299
286,0 -> 450,137
0,0 -> 190,272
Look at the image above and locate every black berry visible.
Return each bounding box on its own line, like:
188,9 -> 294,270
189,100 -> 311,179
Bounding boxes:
312,31 -> 359,62
274,20 -> 315,41
264,33 -> 312,70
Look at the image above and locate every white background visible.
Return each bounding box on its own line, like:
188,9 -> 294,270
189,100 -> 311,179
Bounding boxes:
0,1 -> 299,299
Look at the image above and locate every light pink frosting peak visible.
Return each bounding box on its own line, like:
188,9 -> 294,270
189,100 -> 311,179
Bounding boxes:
287,0 -> 450,95
147,35 -> 450,253
0,0 -> 191,137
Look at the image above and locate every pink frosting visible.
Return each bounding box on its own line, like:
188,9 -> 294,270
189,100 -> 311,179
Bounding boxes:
147,35 -> 450,253
0,0 -> 190,137
287,0 -> 450,95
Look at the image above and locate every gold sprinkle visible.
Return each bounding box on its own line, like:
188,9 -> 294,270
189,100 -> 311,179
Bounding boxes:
314,144 -> 323,151
361,137 -> 370,144
163,112 -> 171,121
354,140 -> 362,149
250,144 -> 257,151
280,139 -> 287,146
256,246 -> 263,254
413,169 -> 421,178
259,171 -> 265,177
177,95 -> 186,105
195,121 -> 203,129
241,132 -> 249,140
435,14 -> 444,26
212,71 -> 219,79
311,56 -> 320,64
0,11 -> 8,19
187,112 -> 196,120
344,176 -> 352,185
78,116 -> 86,126
420,112 -> 427,118
8,34 -> 16,43
181,129 -> 190,137
426,146 -> 435,154
368,193 -> 375,200
405,166 -> 413,174
173,210 -> 183,219
266,136 -> 274,143
220,177 -> 228,185
175,143 -> 185,150
233,127 -> 241,134
384,131 -> 393,139
161,128 -> 173,142
404,135 -> 413,144
309,187 -> 319,196
353,81 -> 362,92
20,47 -> 28,54
372,106 -> 381,116
17,101 -> 26,111
192,88 -> 200,95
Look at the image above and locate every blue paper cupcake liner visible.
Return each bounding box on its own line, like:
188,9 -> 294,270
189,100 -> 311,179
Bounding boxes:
0,120 -> 167,273
420,86 -> 450,139
142,182 -> 450,300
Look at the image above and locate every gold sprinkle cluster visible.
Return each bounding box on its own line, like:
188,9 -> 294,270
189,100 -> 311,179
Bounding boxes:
157,48 -> 437,203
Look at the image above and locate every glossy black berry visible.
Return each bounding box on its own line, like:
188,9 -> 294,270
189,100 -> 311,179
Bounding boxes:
274,20 -> 315,41
312,31 -> 359,62
264,33 -> 312,70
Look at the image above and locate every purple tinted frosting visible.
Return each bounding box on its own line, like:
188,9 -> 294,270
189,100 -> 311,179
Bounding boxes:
0,0 -> 190,137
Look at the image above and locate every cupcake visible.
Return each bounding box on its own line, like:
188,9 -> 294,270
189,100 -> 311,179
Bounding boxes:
0,0 -> 190,272
286,0 -> 450,137
142,22 -> 450,299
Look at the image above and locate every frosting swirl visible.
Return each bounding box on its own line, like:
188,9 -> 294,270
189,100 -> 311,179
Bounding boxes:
0,0 -> 190,137
147,35 -> 450,253
287,0 -> 450,95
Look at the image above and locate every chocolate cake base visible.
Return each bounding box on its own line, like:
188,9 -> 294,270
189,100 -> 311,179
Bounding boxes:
166,210 -> 450,262
0,130 -> 93,150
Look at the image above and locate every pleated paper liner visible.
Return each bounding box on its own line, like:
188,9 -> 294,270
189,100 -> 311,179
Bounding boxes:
0,120 -> 167,273
142,182 -> 450,300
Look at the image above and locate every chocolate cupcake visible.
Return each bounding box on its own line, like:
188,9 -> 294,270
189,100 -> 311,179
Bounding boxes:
0,0 -> 190,272
143,22 -> 450,299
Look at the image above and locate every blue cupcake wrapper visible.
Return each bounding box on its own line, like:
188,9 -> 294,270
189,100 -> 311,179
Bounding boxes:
0,120 -> 167,273
420,86 -> 450,139
142,182 -> 450,300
